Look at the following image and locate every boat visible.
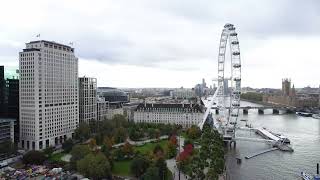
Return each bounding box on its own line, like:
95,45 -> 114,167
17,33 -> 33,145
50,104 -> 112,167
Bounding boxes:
301,172 -> 312,180
296,112 -> 313,117
300,163 -> 320,180
312,114 -> 320,119
271,132 -> 290,144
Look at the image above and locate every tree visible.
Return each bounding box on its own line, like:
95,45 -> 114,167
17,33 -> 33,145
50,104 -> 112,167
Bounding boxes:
112,148 -> 125,161
0,140 -> 17,156
176,144 -> 193,162
100,120 -> 113,137
241,92 -> 263,102
101,144 -> 111,158
167,142 -> 177,159
155,129 -> 161,140
122,142 -> 134,157
77,152 -> 111,179
187,126 -> 225,178
89,119 -> 98,133
103,136 -> 114,149
155,158 -> 167,179
22,151 -> 46,165
130,156 -> 150,177
169,135 -> 177,146
183,139 -> 194,148
94,132 -> 104,145
70,145 -> 91,170
206,168 -> 218,180
74,123 -> 90,142
114,127 -> 127,143
43,146 -> 55,157
148,128 -> 156,138
111,114 -> 128,128
62,139 -> 74,153
186,125 -> 201,140
153,144 -> 164,159
88,138 -> 97,151
142,167 -> 161,180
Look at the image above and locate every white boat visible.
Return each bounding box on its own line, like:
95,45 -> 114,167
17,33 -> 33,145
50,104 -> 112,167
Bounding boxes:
296,112 -> 313,117
312,114 -> 320,119
301,172 -> 312,180
271,132 -> 291,144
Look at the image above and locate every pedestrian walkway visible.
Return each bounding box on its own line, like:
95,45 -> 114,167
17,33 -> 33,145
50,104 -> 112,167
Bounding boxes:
112,135 -> 169,148
166,136 -> 189,180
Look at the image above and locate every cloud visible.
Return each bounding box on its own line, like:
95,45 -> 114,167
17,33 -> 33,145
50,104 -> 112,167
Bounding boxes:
0,0 -> 319,88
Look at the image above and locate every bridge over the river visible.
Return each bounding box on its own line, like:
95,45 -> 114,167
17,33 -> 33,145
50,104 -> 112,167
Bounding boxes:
210,105 -> 296,114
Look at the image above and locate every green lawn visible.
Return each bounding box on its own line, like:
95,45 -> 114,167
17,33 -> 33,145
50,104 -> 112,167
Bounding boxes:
112,160 -> 173,179
112,140 -> 171,177
112,160 -> 132,176
48,152 -> 66,162
134,139 -> 168,155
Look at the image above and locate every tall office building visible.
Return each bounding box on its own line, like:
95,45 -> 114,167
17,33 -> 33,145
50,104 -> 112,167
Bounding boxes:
79,77 -> 97,123
0,66 -> 5,117
19,40 -> 78,150
0,66 -> 20,144
7,78 -> 19,143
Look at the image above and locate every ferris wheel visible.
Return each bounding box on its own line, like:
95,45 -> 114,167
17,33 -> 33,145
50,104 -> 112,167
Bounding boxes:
216,23 -> 242,137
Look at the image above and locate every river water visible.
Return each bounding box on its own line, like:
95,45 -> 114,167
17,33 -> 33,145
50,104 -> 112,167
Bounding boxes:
224,101 -> 320,180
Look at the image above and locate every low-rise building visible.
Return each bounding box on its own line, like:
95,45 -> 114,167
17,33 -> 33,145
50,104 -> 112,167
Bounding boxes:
123,103 -> 138,122
0,118 -> 15,143
97,97 -> 108,121
170,88 -> 196,99
133,103 -> 203,128
106,102 -> 124,119
97,87 -> 129,103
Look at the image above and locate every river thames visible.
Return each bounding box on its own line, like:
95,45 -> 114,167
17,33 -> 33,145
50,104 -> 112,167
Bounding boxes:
224,101 -> 320,180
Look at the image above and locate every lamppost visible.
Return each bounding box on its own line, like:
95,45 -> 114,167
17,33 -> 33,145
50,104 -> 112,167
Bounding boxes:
178,135 -> 181,180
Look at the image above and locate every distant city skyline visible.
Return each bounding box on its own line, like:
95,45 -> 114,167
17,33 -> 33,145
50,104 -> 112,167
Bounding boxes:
1,0 -> 320,88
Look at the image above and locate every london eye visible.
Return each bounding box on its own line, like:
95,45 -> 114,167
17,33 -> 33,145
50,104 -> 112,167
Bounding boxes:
217,23 -> 242,139
199,23 -> 242,140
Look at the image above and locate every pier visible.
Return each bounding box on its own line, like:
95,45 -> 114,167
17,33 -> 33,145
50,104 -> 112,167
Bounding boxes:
245,148 -> 278,159
256,128 -> 280,141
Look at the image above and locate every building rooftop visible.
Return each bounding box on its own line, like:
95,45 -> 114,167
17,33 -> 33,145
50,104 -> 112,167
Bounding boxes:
0,118 -> 16,124
28,40 -> 73,49
136,103 -> 203,112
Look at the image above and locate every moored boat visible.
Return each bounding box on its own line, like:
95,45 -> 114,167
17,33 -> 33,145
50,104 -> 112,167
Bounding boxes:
301,172 -> 312,180
296,112 -> 313,117
271,132 -> 291,144
312,114 -> 320,119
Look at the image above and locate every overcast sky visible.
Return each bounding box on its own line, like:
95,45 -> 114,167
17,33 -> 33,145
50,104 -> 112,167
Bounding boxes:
1,0 -> 319,88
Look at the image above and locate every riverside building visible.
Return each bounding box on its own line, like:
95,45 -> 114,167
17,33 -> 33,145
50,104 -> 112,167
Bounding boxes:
19,40 -> 78,150
133,103 -> 203,128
